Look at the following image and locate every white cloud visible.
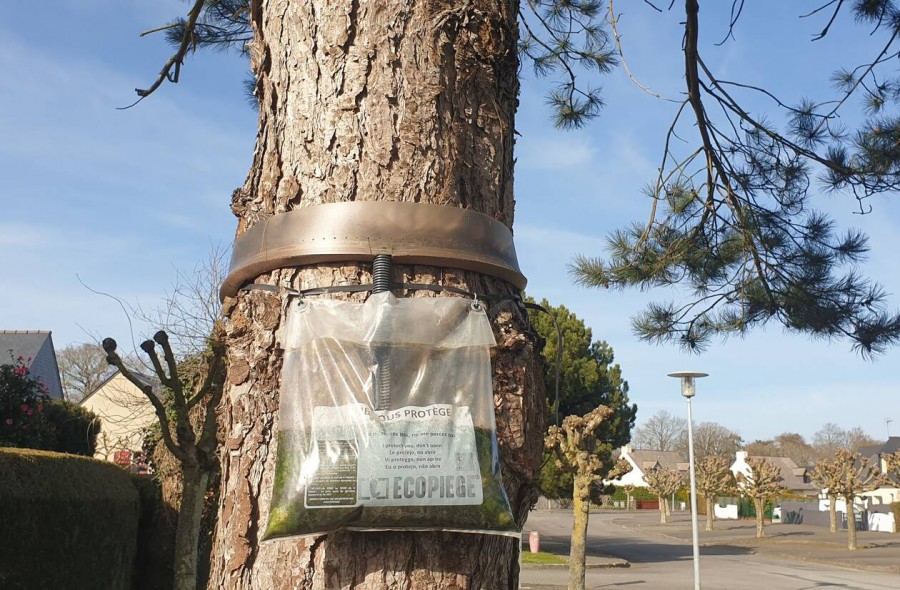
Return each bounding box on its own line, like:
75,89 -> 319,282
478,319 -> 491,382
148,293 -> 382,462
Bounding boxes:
0,223 -> 49,248
517,136 -> 596,170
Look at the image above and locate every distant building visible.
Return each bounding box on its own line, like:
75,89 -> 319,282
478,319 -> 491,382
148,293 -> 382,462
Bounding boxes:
856,437 -> 900,505
606,444 -> 689,488
0,330 -> 64,399
730,450 -> 817,496
79,370 -> 158,465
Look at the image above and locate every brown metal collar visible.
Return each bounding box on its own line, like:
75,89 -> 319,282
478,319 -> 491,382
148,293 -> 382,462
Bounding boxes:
219,202 -> 526,300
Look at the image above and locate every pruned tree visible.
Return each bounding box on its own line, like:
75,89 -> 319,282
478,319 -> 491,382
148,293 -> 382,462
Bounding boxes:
736,457 -> 784,538
694,455 -> 735,531
643,467 -> 685,524
622,483 -> 636,511
884,450 -> 900,482
546,405 -> 631,590
632,410 -> 686,452
815,448 -> 887,550
57,343 -> 115,402
810,456 -> 844,534
103,326 -> 226,590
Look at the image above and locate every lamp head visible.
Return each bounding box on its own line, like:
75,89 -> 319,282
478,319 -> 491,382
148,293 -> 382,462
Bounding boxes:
667,371 -> 708,399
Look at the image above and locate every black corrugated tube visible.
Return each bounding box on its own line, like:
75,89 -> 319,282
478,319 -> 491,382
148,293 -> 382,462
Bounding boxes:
372,254 -> 392,410
372,254 -> 392,293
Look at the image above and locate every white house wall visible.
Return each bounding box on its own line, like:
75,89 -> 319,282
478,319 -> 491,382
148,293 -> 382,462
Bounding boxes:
80,373 -> 156,462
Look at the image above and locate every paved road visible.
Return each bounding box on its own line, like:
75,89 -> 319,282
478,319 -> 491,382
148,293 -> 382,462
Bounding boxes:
519,510 -> 900,590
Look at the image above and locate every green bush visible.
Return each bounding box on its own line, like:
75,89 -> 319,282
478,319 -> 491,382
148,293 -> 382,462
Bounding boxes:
131,475 -> 175,590
0,359 -> 56,449
890,502 -> 900,534
611,485 -> 656,502
539,450 -> 574,499
0,448 -> 139,589
42,400 -> 100,456
738,497 -> 774,519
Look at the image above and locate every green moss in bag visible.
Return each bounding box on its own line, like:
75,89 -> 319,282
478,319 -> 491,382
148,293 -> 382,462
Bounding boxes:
262,293 -> 517,540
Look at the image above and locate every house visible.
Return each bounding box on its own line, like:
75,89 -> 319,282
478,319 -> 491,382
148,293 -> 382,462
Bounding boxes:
0,330 -> 64,399
79,370 -> 158,466
856,437 -> 900,506
606,444 -> 689,488
730,450 -> 818,496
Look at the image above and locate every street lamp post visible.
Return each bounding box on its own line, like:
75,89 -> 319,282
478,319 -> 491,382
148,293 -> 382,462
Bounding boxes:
668,370 -> 708,590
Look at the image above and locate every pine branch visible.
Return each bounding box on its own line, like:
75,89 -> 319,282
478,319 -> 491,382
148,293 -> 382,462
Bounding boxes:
119,0 -> 206,109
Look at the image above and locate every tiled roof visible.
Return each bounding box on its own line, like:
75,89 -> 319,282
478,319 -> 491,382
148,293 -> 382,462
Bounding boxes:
0,330 -> 50,364
857,437 -> 900,462
753,455 -> 816,491
0,330 -> 63,399
630,449 -> 687,472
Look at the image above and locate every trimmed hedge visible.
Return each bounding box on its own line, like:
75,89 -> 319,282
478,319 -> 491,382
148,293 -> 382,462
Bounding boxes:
131,475 -> 175,590
0,448 -> 139,590
43,399 -> 101,456
611,485 -> 657,502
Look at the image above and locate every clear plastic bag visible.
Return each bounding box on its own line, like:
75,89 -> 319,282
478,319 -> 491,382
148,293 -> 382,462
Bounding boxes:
263,292 -> 517,540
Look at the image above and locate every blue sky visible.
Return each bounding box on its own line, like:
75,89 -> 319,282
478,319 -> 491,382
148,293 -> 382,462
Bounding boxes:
2,1 -> 898,443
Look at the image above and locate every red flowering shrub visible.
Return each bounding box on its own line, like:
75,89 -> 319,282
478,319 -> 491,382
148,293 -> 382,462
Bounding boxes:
0,357 -> 57,450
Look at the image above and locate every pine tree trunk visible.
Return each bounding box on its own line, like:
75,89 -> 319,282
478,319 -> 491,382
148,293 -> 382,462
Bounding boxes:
175,463 -> 209,590
208,1 -> 544,588
658,497 -> 667,524
828,493 -> 838,533
754,498 -> 765,538
705,496 -> 714,531
568,476 -> 591,590
846,498 -> 858,550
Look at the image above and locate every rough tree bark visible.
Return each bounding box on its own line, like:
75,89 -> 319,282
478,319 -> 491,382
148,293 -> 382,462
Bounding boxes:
753,498 -> 766,539
846,501 -> 859,550
827,493 -> 838,533
569,475 -> 591,590
209,1 -> 544,588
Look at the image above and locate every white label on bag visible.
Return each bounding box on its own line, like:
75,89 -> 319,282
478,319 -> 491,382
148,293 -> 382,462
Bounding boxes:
305,403 -> 483,508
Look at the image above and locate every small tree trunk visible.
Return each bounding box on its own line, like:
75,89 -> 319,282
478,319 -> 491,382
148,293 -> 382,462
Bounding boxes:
846,498 -> 858,550
705,497 -> 714,531
753,498 -> 766,538
658,496 -> 667,524
828,493 -> 838,533
174,462 -> 210,590
568,476 -> 592,590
